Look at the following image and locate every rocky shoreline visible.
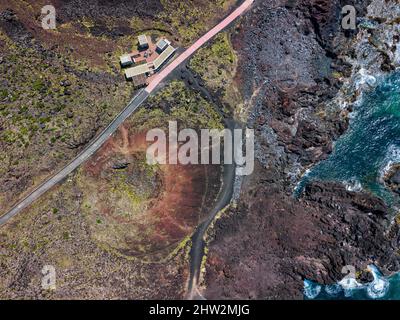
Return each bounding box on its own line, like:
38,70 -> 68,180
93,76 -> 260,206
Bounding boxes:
202,0 -> 400,299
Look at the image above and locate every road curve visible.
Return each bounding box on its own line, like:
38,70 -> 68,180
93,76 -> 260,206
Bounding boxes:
0,0 -> 254,226
187,119 -> 237,300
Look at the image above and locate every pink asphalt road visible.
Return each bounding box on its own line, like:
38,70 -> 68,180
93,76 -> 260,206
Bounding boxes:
146,0 -> 254,93
0,0 -> 253,226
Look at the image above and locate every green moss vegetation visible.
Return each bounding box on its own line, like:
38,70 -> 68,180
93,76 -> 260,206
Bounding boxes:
0,29 -> 132,213
108,167 -> 153,219
32,79 -> 46,92
80,17 -> 95,30
396,214 -> 400,226
0,176 -> 188,299
0,88 -> 8,100
189,32 -> 243,115
190,32 -> 235,78
135,80 -> 224,130
75,80 -> 224,262
159,0 -> 234,45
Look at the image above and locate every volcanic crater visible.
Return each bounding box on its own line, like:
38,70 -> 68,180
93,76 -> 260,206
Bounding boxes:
79,125 -> 222,260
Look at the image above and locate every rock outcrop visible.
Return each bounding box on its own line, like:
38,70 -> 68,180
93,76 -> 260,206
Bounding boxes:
203,0 -> 400,299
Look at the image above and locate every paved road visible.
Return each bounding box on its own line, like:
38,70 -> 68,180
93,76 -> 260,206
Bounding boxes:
0,90 -> 149,226
0,0 -> 254,226
146,0 -> 254,93
187,120 -> 237,300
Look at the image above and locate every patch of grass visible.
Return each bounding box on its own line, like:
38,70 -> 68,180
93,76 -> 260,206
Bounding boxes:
146,80 -> 224,130
81,17 -> 95,29
0,88 -> 8,99
395,214 -> 400,226
130,16 -> 146,31
189,32 -> 242,114
32,79 -> 45,92
159,0 -> 230,45
190,33 -> 235,77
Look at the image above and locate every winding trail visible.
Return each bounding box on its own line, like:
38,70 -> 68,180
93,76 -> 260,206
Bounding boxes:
187,120 -> 237,300
179,67 -> 238,299
0,0 -> 254,244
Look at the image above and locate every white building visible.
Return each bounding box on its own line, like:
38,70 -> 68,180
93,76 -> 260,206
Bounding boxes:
138,34 -> 149,49
120,54 -> 133,67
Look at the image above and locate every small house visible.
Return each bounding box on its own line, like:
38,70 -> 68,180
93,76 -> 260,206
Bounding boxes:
131,74 -> 148,89
138,34 -> 149,50
120,54 -> 133,67
156,39 -> 171,53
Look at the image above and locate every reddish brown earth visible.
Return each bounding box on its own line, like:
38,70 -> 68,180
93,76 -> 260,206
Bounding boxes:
201,0 -> 400,299
204,179 -> 400,299
81,125 -> 222,258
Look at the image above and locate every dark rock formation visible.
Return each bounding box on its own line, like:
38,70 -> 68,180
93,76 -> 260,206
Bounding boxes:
205,181 -> 400,299
203,0 -> 400,299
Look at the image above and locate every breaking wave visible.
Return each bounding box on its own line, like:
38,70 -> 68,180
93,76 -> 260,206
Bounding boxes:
304,265 -> 398,300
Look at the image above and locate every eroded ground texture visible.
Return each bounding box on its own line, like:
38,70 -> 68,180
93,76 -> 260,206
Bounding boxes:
2,0 -> 400,300
202,0 -> 400,299
0,79 -> 224,299
0,0 -> 233,214
0,0 -> 230,299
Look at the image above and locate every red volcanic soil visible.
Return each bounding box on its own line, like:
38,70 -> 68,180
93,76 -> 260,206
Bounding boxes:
82,125 -> 221,257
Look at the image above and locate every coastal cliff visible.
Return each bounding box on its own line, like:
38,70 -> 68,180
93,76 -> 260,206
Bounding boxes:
202,0 -> 400,299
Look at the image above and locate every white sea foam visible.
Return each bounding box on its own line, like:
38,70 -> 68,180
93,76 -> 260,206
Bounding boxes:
344,178 -> 363,192
355,68 -> 377,90
378,144 -> 400,182
325,284 -> 342,296
338,277 -> 364,290
366,265 -> 389,299
304,265 -> 392,299
293,169 -> 311,195
304,280 -> 321,299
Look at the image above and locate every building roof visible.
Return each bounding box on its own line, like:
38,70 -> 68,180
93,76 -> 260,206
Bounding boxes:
153,45 -> 176,70
131,74 -> 148,87
125,63 -> 151,79
120,54 -> 132,65
156,39 -> 170,52
138,34 -> 149,47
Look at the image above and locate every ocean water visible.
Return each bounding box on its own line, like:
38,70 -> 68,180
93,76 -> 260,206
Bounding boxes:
298,71 -> 400,299
296,71 -> 400,204
304,266 -> 400,300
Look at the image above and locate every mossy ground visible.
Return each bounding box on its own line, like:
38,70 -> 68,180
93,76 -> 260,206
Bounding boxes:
77,80 -> 224,260
159,0 -> 236,46
0,0 -> 233,299
189,32 -> 243,115
140,80 -> 224,130
0,26 -> 132,213
0,174 -> 189,299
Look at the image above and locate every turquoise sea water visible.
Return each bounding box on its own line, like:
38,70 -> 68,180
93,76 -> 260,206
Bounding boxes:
296,71 -> 400,204
304,266 -> 400,300
299,71 -> 400,299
